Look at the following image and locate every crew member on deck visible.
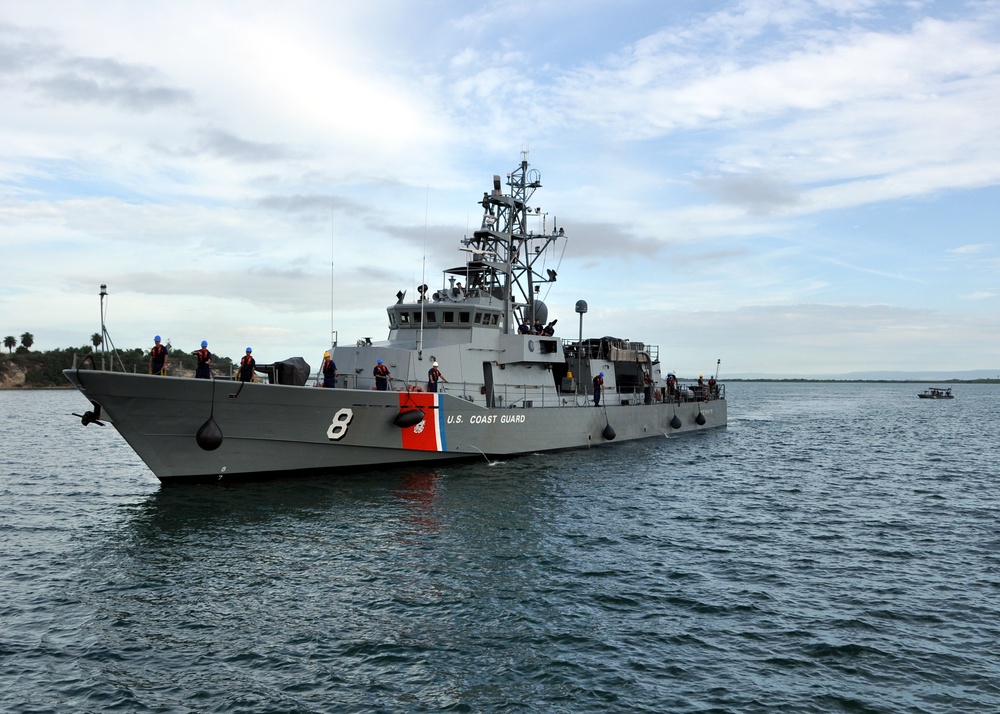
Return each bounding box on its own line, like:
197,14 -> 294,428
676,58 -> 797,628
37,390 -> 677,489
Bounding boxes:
427,361 -> 449,393
518,322 -> 531,334
542,319 -> 557,336
708,374 -> 717,398
532,318 -> 543,334
593,371 -> 604,407
238,347 -> 255,382
149,335 -> 168,376
321,351 -> 338,388
192,340 -> 212,379
373,358 -> 391,391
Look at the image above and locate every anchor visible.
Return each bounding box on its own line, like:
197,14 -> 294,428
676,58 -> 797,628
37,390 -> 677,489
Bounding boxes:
72,401 -> 105,427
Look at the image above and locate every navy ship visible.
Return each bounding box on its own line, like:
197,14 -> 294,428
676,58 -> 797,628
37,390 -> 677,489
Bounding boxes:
66,154 -> 727,483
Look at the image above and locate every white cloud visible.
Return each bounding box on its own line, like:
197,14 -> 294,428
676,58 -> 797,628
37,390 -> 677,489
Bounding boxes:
949,243 -> 990,254
2,1 -> 1000,374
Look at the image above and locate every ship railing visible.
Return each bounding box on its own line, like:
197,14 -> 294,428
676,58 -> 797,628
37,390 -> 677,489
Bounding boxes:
434,381 -> 724,408
332,374 -> 722,407
662,382 -> 725,404
561,338 -> 660,363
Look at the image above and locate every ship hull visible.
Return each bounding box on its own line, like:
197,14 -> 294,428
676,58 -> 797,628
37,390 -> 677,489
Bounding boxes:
65,369 -> 727,483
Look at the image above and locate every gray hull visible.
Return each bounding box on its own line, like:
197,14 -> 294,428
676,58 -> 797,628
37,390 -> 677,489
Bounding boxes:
64,369 -> 727,483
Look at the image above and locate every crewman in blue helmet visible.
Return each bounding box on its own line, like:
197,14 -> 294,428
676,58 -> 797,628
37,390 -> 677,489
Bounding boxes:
238,347 -> 255,382
373,357 -> 391,391
149,335 -> 168,376
192,340 -> 212,379
593,371 -> 604,407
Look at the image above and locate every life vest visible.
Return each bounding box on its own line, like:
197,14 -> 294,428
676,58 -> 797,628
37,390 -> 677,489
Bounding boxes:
374,364 -> 389,378
428,367 -> 441,383
196,348 -> 210,365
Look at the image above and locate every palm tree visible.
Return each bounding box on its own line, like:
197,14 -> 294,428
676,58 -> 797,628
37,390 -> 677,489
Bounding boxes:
91,333 -> 103,348
20,332 -> 34,350
3,336 -> 15,354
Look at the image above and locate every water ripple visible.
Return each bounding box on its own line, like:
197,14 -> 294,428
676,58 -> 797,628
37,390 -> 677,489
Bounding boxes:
2,385 -> 1000,711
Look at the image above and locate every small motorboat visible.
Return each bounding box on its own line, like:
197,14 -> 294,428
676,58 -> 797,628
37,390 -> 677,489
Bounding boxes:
918,387 -> 954,399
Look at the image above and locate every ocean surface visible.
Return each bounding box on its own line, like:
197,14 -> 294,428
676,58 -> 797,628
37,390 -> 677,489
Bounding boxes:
2,383 -> 999,713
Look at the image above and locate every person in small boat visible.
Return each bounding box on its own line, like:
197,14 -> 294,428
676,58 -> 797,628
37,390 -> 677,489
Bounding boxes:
192,340 -> 212,379
427,361 -> 449,393
149,335 -> 168,376
373,358 -> 391,391
593,371 -> 604,407
321,351 -> 338,388
238,347 -> 255,382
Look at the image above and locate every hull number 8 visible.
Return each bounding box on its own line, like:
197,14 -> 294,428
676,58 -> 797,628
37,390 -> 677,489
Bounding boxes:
327,408 -> 354,440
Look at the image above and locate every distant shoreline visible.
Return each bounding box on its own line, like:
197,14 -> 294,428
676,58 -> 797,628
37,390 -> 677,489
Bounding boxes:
723,378 -> 1000,384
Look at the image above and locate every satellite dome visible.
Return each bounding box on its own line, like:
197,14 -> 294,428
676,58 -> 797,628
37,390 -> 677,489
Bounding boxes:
531,299 -> 548,325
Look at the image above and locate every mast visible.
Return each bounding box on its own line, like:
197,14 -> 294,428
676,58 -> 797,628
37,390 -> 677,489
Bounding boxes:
460,151 -> 562,333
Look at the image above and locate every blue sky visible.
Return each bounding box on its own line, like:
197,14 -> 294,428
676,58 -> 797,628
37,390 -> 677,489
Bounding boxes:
2,0 -> 999,377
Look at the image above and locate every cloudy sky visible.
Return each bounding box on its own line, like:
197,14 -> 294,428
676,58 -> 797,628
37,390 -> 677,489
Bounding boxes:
2,0 -> 999,377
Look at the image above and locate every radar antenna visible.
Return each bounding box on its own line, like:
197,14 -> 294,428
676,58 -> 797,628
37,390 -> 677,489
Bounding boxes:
459,153 -> 564,333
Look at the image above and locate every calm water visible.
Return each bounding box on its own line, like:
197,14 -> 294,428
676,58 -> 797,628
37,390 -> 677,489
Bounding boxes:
2,383 -> 999,713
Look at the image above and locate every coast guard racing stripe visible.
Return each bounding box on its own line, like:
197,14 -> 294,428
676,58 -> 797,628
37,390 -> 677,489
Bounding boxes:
398,393 -> 446,452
